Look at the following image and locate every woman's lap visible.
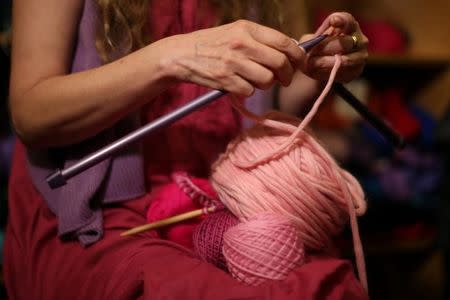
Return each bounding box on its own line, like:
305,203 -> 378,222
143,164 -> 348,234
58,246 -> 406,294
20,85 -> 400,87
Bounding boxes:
4,145 -> 368,300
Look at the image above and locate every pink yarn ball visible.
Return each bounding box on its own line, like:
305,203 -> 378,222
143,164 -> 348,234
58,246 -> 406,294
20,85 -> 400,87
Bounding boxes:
211,109 -> 367,251
223,213 -> 305,286
193,210 -> 240,270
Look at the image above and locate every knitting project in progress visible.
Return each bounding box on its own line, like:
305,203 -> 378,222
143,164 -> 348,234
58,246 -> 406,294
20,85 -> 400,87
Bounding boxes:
198,51 -> 368,290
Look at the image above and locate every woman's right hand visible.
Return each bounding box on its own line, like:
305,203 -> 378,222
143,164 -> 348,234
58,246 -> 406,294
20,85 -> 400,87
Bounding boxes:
11,0 -> 303,148
158,20 -> 305,97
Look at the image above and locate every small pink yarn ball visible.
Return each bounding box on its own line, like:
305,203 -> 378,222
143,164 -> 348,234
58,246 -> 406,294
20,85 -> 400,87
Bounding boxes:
193,210 -> 240,270
223,213 -> 305,286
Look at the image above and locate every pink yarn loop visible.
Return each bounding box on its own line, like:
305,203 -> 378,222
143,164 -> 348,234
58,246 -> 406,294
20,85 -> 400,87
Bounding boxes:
211,54 -> 368,291
172,171 -> 222,208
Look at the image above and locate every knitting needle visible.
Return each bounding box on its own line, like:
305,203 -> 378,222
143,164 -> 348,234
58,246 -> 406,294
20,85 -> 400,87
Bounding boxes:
293,38 -> 405,149
47,35 -> 404,188
121,206 -> 217,237
46,35 -> 328,189
333,83 -> 405,148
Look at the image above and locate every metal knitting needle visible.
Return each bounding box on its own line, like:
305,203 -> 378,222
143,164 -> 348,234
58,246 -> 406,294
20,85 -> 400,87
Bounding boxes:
46,35 -> 328,188
47,34 -> 403,188
333,82 -> 405,148
295,38 -> 405,149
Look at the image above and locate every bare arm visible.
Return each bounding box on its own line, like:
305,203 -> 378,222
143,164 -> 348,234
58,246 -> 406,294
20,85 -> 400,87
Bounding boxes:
9,0 -> 174,148
10,0 -> 304,148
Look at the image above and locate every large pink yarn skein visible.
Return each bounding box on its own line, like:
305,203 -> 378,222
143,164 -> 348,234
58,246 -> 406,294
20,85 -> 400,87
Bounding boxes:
211,55 -> 368,290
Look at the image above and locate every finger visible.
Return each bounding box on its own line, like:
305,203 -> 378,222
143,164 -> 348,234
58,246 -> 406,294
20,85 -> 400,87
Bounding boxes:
197,71 -> 255,96
179,64 -> 255,97
308,51 -> 367,70
232,59 -> 275,90
242,40 -> 295,86
243,21 -> 305,66
315,12 -> 358,35
305,52 -> 367,81
311,34 -> 368,55
305,64 -> 363,83
223,74 -> 255,97
335,64 -> 364,82
328,12 -> 358,34
341,50 -> 369,67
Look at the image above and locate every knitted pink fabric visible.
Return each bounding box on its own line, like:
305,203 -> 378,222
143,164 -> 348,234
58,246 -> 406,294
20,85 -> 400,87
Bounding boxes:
192,210 -> 240,270
146,172 -> 218,249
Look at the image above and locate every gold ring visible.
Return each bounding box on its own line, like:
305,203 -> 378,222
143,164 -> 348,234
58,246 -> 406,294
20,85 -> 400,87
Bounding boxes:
351,34 -> 359,50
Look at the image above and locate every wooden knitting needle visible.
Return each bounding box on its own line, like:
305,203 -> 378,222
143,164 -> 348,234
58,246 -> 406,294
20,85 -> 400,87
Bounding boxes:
121,206 -> 217,237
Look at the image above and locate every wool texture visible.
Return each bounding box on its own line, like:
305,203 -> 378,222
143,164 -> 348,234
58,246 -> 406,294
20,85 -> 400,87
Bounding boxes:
193,209 -> 240,270
223,212 -> 306,286
210,54 -> 368,290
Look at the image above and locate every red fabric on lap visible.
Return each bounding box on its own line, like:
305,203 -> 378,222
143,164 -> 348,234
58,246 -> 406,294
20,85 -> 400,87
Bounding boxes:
5,0 -> 368,297
4,143 -> 368,300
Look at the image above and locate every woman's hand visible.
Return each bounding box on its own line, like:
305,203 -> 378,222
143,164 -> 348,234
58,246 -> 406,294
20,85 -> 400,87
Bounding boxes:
158,20 -> 305,97
299,12 -> 369,83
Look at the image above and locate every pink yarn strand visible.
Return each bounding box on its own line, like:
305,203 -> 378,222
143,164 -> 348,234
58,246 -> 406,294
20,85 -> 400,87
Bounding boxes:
210,53 -> 368,290
229,54 -> 342,168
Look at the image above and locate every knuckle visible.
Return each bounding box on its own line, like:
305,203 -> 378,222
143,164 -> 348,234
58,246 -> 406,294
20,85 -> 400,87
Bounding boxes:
259,72 -> 274,89
233,19 -> 251,31
275,55 -> 288,69
338,11 -> 352,19
264,71 -> 274,84
228,38 -> 246,50
222,53 -> 235,66
243,86 -> 255,97
278,36 -> 293,48
214,66 -> 230,79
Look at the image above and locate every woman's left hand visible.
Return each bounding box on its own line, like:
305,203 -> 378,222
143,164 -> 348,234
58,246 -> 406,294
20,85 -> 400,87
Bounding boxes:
298,12 -> 369,83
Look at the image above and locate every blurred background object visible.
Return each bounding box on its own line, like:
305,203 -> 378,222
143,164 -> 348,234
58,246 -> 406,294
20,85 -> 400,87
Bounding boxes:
0,0 -> 12,298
